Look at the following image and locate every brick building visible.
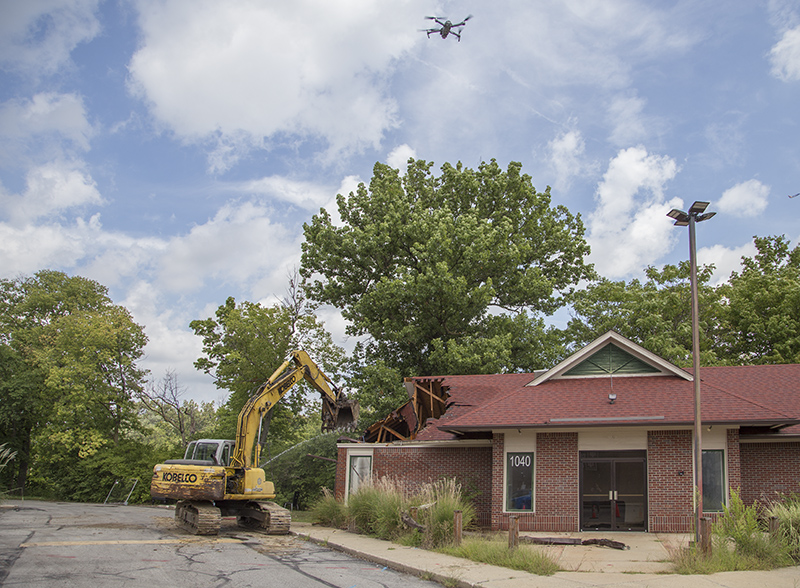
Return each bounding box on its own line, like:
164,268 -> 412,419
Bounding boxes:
334,331 -> 800,532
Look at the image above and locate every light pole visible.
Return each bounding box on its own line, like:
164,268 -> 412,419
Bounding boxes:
667,201 -> 716,547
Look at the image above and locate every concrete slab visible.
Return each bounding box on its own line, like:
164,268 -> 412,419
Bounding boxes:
292,522 -> 800,588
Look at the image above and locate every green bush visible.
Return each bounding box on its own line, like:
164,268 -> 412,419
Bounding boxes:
311,487 -> 348,528
767,493 -> 800,562
312,476 -> 477,548
414,478 -> 476,548
673,490 -> 792,573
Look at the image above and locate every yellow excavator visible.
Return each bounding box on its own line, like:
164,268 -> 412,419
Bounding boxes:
150,350 -> 358,535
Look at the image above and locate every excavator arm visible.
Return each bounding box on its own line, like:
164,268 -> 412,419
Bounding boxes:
230,350 -> 357,468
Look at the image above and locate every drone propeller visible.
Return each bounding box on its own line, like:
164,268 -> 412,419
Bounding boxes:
424,16 -> 443,20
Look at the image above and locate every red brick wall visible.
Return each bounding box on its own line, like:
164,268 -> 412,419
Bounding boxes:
334,446 -> 348,501
740,442 -> 800,505
335,444 -> 494,527
492,432 -> 579,532
491,433 -> 504,530
648,430 -> 694,532
727,428 -> 741,494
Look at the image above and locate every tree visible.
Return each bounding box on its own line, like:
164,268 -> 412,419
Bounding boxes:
137,370 -> 217,449
0,270 -> 148,494
719,235 -> 800,364
190,294 -> 346,454
301,159 -> 594,383
565,262 -> 724,367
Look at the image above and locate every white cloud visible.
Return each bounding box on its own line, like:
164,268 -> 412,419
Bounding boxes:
239,176 -> 333,210
0,93 -> 93,151
770,25 -> 800,81
716,179 -> 770,218
700,241 -> 758,286
158,200 -> 301,294
386,144 -> 417,172
546,129 -> 590,191
121,280 -> 221,404
0,160 -> 103,225
128,0 -> 426,168
0,0 -> 101,77
588,146 -> 681,278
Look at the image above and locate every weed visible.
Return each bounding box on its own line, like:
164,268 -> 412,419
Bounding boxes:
671,490 -> 793,573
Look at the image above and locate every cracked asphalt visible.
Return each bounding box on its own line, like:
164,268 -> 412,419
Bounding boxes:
0,500 -> 441,588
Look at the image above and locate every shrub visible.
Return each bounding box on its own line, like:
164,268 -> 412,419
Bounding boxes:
414,478 -> 476,548
767,493 -> 800,562
673,490 -> 792,573
311,487 -> 348,528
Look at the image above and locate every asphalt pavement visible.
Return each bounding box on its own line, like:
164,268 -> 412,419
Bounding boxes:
292,521 -> 800,588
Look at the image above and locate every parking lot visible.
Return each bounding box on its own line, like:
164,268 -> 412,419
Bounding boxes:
0,500 -> 439,588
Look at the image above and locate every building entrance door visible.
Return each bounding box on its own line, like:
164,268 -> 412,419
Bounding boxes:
580,451 -> 647,531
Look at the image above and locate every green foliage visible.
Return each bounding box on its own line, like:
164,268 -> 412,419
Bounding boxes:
312,477 -> 476,549
29,439 -> 166,504
413,478 -> 477,548
673,490 -> 792,573
302,158 -> 594,381
136,370 -> 219,448
567,262 -> 723,366
0,270 -> 148,496
263,428 -> 341,510
438,537 -> 560,576
0,443 -> 17,499
767,493 -> 800,562
719,235 -> 800,364
311,487 -> 348,528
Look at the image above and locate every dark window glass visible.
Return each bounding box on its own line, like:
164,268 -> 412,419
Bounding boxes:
507,452 -> 534,511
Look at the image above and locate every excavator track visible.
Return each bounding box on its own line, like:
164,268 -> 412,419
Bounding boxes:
236,501 -> 291,535
174,500 -> 222,535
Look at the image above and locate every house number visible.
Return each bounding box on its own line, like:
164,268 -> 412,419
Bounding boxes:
510,455 -> 531,467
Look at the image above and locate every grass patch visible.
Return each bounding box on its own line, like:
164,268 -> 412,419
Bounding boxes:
438,537 -> 560,576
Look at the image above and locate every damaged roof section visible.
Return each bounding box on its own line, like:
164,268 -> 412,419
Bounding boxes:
361,377 -> 450,443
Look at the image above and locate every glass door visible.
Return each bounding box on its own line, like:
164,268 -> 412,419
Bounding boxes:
580,451 -> 646,531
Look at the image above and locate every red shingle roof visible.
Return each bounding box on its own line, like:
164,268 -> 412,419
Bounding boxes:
411,365 -> 800,441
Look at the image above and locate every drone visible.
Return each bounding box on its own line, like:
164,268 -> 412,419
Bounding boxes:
420,15 -> 473,42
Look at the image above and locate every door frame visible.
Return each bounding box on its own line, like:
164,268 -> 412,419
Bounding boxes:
579,450 -> 647,531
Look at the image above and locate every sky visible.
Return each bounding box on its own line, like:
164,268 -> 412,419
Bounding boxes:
1,0 -> 799,405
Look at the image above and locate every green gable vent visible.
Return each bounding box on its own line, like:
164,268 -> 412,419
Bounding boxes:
563,343 -> 660,376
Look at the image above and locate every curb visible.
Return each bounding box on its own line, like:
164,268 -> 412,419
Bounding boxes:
292,529 -> 477,588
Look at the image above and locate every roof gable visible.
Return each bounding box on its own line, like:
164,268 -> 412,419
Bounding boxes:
528,331 -> 692,386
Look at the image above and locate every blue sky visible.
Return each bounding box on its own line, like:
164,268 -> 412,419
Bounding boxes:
1,0 -> 799,404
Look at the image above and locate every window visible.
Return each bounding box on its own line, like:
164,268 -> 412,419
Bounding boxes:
506,452 -> 534,511
702,450 -> 725,512
349,455 -> 372,495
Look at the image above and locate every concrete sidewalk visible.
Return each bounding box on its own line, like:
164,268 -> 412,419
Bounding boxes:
291,522 -> 800,588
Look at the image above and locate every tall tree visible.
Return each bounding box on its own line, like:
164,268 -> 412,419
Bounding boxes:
190,294 -> 346,452
0,270 -> 148,492
719,235 -> 800,364
565,262 -> 724,367
301,158 -> 594,382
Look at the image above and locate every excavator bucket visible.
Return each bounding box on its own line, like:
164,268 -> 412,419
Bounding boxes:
321,395 -> 359,432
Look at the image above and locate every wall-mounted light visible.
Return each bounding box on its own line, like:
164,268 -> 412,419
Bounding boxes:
608,393 -> 617,404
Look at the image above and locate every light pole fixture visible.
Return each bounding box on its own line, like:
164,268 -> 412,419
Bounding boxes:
667,200 -> 716,547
